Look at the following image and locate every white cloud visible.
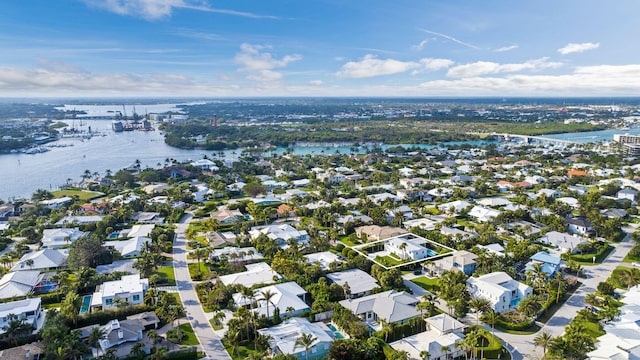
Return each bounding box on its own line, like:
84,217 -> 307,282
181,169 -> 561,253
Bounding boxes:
447,57 -> 562,78
171,28 -> 223,41
83,0 -> 278,20
557,42 -> 600,55
411,39 -> 431,51
495,45 -> 518,52
419,58 -> 455,71
235,43 -> 302,82
309,80 -> 323,86
336,55 -> 453,78
336,55 -> 419,78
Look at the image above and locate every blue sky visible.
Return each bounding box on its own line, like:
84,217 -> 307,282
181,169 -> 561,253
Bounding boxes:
0,0 -> 638,97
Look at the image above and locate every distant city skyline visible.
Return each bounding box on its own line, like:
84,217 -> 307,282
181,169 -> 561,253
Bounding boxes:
0,0 -> 638,97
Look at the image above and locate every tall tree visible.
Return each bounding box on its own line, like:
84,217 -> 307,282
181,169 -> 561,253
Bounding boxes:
294,333 -> 318,360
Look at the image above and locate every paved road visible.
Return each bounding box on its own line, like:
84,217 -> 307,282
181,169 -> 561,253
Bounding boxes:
173,213 -> 231,360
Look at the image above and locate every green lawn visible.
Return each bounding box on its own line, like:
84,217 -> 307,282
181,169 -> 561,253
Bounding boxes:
339,236 -> 359,247
497,324 -> 541,335
188,262 -> 212,281
567,245 -> 614,266
156,265 -> 176,286
374,255 -> 406,267
209,318 -> 223,330
52,189 -> 104,201
411,276 -> 440,292
178,323 -> 199,346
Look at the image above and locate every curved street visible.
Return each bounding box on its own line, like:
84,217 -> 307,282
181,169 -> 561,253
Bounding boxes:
173,212 -> 231,360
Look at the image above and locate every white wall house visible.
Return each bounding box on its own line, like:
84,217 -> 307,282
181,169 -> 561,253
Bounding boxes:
91,274 -> 149,310
385,237 -> 430,261
0,298 -> 43,335
467,272 -> 532,313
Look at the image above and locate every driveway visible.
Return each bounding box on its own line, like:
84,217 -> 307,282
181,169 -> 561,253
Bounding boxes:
173,213 -> 231,360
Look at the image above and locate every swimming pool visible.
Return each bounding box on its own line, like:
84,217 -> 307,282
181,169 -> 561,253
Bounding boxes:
80,295 -> 92,314
426,249 -> 438,256
326,324 -> 345,339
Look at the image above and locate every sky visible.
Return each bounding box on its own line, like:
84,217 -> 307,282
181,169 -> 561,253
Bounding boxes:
0,0 -> 639,98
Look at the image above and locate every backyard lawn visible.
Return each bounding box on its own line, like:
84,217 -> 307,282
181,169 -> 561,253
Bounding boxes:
52,189 -> 104,201
178,322 -> 200,346
411,276 -> 440,292
156,265 -> 176,286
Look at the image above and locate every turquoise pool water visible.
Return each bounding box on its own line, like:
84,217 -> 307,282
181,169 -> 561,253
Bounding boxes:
80,295 -> 92,314
327,324 -> 345,339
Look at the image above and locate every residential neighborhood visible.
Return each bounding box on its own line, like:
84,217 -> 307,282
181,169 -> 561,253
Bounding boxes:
1,136 -> 640,360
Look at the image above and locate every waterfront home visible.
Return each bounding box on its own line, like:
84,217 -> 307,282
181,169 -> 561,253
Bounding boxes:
338,290 -> 420,330
218,262 -> 281,288
326,269 -> 379,299
91,274 -> 149,311
40,197 -> 72,209
233,282 -> 310,319
467,272 -> 532,313
0,298 -> 43,336
258,317 -> 335,360
11,249 -> 67,272
390,314 -> 465,360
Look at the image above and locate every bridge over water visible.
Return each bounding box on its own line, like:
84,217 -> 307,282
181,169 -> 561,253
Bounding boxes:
469,132 -> 580,145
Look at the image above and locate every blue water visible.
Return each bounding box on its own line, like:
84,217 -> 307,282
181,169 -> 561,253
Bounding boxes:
107,232 -> 120,239
426,249 -> 438,256
326,324 -> 345,339
80,295 -> 92,314
35,283 -> 58,293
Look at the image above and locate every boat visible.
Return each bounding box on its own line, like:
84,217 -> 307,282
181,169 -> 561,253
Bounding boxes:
112,121 -> 124,132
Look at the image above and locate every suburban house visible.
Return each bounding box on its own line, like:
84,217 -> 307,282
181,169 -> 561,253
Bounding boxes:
304,251 -> 343,270
390,314 -> 465,360
367,192 -> 402,204
326,269 -> 379,299
468,206 -> 501,223
11,249 -> 68,272
0,270 -> 42,299
338,290 -> 420,330
385,206 -> 414,222
131,212 -> 164,224
565,216 -> 594,236
104,236 -> 151,257
587,286 -> 640,360
91,274 -> 149,311
218,262 -> 281,288
399,178 -> 427,188
467,272 -> 532,313
617,188 -> 638,202
249,224 -> 309,248
355,225 -> 408,241
526,251 -> 563,278
87,318 -> 148,358
537,231 -> 589,253
477,196 -> 513,207
234,282 -> 310,319
424,250 -> 477,276
385,235 -> 434,261
55,215 -> 103,225
0,298 -> 43,336
40,197 -> 73,209
41,228 -> 85,249
258,317 -> 335,360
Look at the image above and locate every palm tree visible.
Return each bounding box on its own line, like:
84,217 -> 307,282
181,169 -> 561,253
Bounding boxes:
212,310 -> 226,328
2,313 -> 32,346
469,297 -> 491,326
146,329 -> 162,352
482,310 -> 499,340
534,331 -> 553,358
399,242 -> 408,260
419,350 -> 431,360
441,345 -> 451,360
260,289 -> 276,319
87,326 -> 107,356
61,291 -> 82,326
294,333 -> 318,360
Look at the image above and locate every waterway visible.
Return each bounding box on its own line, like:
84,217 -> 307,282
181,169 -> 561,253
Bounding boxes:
0,119 -> 628,200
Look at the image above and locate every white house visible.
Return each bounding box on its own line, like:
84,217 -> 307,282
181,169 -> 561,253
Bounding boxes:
218,262 -> 281,288
385,236 -> 431,261
0,270 -> 42,299
537,231 -> 588,253
390,314 -> 465,360
437,200 -> 471,214
326,269 -> 379,299
467,272 -> 532,313
249,224 -> 309,248
258,317 -> 335,360
91,274 -> 149,310
339,290 -> 420,329
11,249 -> 68,272
233,282 -> 310,319
0,298 -> 43,336
104,236 -> 151,257
468,206 -> 501,223
304,251 -> 343,270
618,188 -> 638,202
40,197 -> 72,209
41,228 -> 85,249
